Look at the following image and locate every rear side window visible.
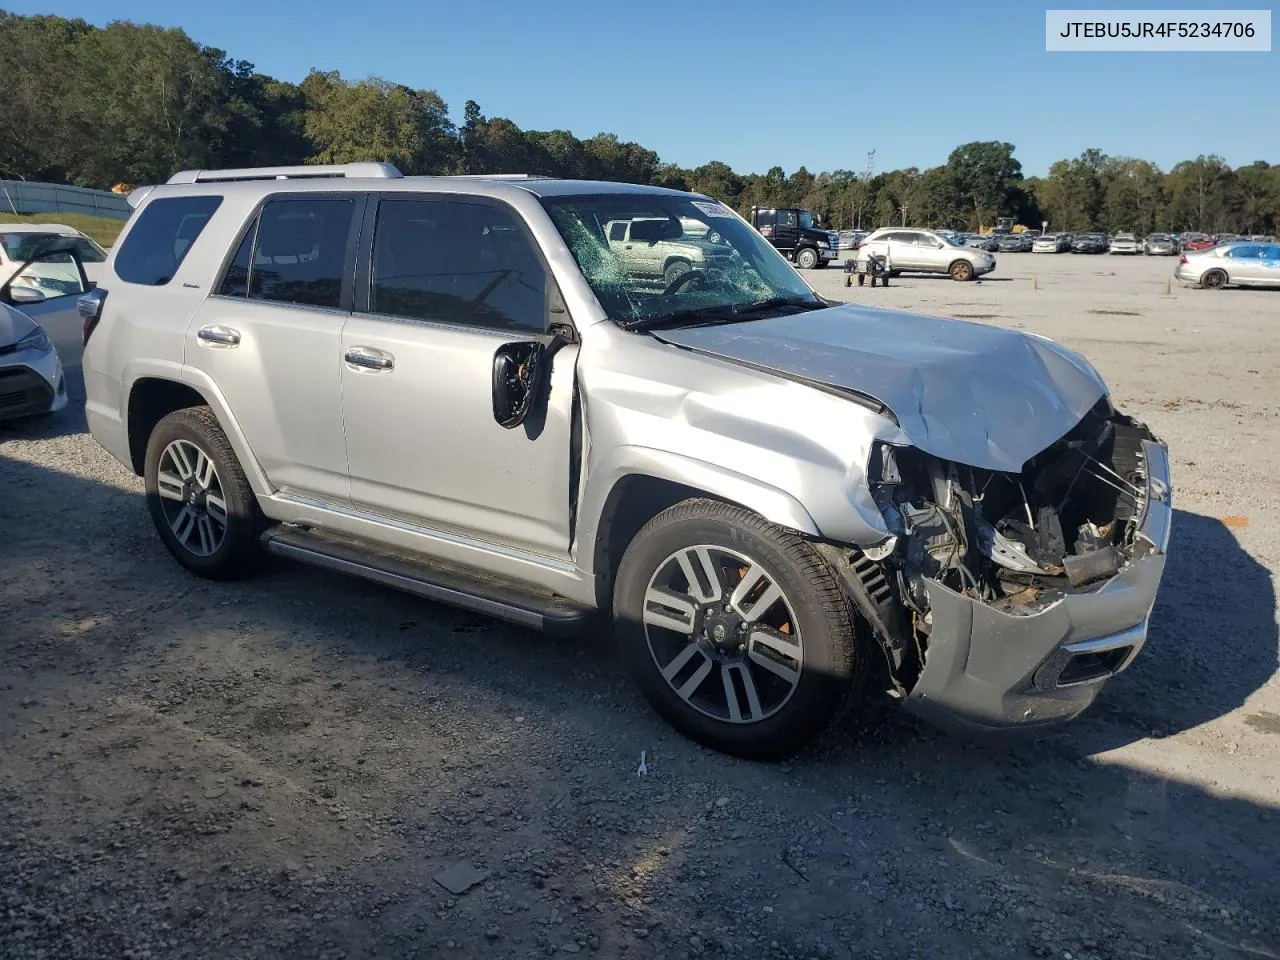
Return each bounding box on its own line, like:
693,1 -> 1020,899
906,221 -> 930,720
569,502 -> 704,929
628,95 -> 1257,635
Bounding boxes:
251,197 -> 356,309
215,197 -> 356,309
114,196 -> 222,286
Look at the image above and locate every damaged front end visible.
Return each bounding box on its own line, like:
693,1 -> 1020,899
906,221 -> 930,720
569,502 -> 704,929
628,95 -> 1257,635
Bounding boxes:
824,398 -> 1173,731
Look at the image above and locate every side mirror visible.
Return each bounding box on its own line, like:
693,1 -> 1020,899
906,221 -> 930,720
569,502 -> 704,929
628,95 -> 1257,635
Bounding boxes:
492,341 -> 545,429
8,285 -> 47,304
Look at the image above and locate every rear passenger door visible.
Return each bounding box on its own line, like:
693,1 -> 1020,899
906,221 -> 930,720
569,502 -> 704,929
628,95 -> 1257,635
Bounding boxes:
339,194 -> 579,558
185,194 -> 360,502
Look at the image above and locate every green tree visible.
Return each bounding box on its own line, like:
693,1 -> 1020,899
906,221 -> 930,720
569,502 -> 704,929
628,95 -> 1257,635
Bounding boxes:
945,141 -> 1024,227
301,71 -> 456,174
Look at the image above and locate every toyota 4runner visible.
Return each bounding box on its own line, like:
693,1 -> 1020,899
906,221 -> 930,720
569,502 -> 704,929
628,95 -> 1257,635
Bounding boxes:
80,164 -> 1172,760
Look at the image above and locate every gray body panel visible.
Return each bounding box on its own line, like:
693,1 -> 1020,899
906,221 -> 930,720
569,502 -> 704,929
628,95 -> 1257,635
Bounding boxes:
654,304 -> 1107,472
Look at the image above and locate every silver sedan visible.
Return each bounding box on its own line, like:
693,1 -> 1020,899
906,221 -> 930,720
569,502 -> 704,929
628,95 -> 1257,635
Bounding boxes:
1144,233 -> 1178,256
1175,242 -> 1280,289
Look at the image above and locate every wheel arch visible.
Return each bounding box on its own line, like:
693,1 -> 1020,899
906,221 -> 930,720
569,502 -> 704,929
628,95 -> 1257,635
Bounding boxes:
662,255 -> 693,275
125,370 -> 272,495
579,452 -> 820,611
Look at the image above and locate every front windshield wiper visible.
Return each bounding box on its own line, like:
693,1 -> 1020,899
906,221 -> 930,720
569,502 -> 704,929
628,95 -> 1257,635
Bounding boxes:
618,296 -> 824,332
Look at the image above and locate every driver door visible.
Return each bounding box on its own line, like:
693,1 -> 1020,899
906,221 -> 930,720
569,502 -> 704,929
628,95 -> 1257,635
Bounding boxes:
339,194 -> 579,558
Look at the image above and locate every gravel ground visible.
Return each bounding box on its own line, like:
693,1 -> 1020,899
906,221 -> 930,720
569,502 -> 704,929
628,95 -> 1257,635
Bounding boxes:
2,252 -> 1278,960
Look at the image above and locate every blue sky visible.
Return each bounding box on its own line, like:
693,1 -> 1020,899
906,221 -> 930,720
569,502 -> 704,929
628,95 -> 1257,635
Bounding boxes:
12,0 -> 1276,176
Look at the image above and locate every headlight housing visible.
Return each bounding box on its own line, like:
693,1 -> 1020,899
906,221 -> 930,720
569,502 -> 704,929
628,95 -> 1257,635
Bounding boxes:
16,327 -> 53,353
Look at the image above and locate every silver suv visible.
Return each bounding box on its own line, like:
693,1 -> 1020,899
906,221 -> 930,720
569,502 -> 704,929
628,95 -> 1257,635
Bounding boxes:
80,164 -> 1172,759
856,227 -> 996,281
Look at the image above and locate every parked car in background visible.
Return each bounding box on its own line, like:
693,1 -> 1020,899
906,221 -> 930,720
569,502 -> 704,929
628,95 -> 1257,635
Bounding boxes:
857,227 -> 996,280
1176,242 -> 1280,289
1181,233 -> 1214,251
1033,233 -> 1071,254
1144,233 -> 1178,256
0,300 -> 68,421
1072,234 -> 1108,254
965,235 -> 1000,253
604,217 -> 734,285
79,163 -> 1171,759
0,224 -> 107,297
837,229 -> 866,250
1109,232 -> 1141,255
995,233 -> 1032,252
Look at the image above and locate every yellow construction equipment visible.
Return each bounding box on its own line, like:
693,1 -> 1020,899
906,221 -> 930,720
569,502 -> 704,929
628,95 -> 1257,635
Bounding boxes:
979,217 -> 1032,236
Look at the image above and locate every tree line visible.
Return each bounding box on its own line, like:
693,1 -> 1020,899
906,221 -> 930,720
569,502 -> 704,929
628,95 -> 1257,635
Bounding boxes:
3,12 -> 1277,236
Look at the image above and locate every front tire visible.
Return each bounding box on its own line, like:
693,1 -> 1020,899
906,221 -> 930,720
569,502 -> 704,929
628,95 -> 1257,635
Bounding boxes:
144,406 -> 264,580
949,260 -> 974,281
1201,268 -> 1227,290
613,499 -> 863,760
795,247 -> 819,270
663,260 -> 691,285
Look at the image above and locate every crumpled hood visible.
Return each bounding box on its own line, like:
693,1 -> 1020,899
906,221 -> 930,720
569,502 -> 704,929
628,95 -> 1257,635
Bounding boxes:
0,303 -> 38,348
654,304 -> 1107,472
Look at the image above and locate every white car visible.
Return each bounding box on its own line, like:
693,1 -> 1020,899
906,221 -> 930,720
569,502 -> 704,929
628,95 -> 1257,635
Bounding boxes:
1109,232 -> 1141,255
855,227 -> 996,281
0,223 -> 108,298
0,302 -> 67,420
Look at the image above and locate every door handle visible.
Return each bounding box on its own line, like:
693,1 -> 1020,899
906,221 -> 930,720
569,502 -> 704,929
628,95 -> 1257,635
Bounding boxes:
344,346 -> 394,371
196,325 -> 241,347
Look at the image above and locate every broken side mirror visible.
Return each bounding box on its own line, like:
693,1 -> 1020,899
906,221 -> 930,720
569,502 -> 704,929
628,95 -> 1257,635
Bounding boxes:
492,341 -> 545,429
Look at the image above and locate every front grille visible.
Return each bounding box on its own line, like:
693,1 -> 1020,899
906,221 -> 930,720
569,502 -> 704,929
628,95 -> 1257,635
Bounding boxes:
0,367 -> 55,418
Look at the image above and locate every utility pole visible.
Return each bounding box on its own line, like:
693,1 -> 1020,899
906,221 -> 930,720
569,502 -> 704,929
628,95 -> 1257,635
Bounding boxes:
855,149 -> 875,230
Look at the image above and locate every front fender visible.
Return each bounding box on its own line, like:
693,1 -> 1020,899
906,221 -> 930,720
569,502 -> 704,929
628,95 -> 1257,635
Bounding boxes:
575,444 -> 820,574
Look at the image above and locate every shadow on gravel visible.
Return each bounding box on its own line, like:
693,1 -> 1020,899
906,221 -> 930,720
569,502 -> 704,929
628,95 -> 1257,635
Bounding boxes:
1083,508 -> 1278,746
0,400 -> 88,442
3,452 -> 1278,959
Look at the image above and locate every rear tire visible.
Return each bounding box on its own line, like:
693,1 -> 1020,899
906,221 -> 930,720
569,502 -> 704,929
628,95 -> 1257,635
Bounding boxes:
795,247 -> 819,270
613,498 -> 863,761
144,406 -> 264,580
1201,268 -> 1227,290
949,260 -> 974,281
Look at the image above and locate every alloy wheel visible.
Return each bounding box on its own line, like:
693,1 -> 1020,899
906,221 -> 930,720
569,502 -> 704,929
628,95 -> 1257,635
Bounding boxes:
642,545 -> 803,724
155,439 -> 228,557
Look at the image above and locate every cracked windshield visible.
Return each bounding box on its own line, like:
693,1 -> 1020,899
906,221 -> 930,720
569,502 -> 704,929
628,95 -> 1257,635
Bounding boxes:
542,195 -> 820,329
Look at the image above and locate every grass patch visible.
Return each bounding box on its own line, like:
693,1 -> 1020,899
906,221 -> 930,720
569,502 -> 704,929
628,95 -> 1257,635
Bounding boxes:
0,211 -> 127,248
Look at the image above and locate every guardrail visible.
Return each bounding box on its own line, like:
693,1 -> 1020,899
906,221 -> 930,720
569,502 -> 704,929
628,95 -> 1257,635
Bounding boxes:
0,180 -> 131,220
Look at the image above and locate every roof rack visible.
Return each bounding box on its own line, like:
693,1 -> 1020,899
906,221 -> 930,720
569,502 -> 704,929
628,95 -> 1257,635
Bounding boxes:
444,174 -> 553,181
166,163 -> 403,184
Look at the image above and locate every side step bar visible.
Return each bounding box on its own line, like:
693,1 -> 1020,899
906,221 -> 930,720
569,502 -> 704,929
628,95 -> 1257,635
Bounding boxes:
260,525 -> 592,637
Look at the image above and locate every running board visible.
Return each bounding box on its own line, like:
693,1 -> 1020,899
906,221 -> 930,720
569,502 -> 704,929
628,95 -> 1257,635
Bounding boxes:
260,525 -> 592,637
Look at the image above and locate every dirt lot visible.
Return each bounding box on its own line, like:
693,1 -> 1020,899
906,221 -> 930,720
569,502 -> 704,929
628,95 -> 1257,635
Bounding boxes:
2,251 -> 1278,960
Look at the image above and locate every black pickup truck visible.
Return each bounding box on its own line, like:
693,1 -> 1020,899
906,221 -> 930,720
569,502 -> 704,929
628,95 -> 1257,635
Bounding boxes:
749,206 -> 840,269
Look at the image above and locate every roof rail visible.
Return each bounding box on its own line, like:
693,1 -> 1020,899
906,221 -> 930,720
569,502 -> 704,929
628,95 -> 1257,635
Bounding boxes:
444,173 -> 553,181
166,163 -> 403,184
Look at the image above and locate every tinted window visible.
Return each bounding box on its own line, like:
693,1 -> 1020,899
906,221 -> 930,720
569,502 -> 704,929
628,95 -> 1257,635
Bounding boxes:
114,196 -> 222,286
370,197 -> 545,332
1228,245 -> 1261,259
776,210 -> 797,228
250,197 -> 355,309
217,219 -> 257,297
608,221 -> 627,242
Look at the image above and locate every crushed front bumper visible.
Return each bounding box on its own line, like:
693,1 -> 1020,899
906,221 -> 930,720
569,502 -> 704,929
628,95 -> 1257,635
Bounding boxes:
904,440 -> 1172,732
